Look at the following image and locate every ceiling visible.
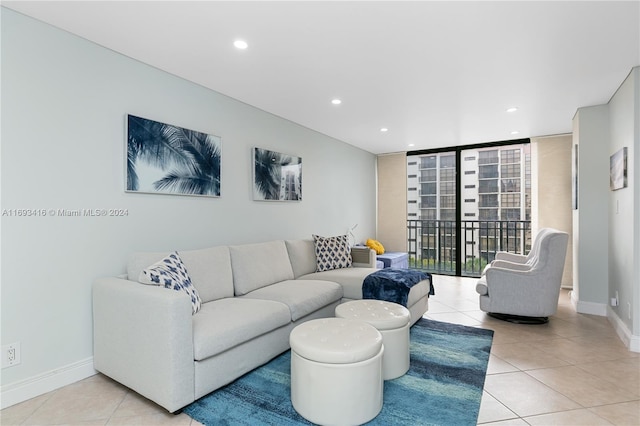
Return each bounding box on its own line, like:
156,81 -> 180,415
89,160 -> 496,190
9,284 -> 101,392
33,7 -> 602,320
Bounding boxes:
4,1 -> 639,154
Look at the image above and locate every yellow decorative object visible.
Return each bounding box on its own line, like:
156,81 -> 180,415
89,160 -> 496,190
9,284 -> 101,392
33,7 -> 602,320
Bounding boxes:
366,239 -> 385,255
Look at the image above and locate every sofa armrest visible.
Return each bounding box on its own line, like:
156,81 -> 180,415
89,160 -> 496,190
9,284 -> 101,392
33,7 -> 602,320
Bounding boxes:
93,277 -> 194,413
351,246 -> 376,268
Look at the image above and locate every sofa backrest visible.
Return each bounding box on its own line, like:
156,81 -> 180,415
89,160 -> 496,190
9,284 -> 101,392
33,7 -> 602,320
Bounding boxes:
127,246 -> 234,303
285,239 -> 317,278
229,240 -> 295,296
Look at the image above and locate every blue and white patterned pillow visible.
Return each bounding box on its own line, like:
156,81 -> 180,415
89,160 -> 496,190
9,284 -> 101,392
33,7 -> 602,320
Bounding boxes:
139,251 -> 201,314
313,234 -> 353,272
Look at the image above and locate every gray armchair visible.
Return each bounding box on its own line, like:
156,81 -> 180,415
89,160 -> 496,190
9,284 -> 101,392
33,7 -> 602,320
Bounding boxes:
476,229 -> 569,323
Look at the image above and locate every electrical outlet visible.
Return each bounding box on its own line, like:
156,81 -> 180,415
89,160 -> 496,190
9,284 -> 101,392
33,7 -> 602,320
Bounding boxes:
611,291 -> 620,307
1,342 -> 21,368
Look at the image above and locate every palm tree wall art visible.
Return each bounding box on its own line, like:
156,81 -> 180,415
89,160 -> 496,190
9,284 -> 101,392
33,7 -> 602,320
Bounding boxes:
253,148 -> 302,201
126,115 -> 221,197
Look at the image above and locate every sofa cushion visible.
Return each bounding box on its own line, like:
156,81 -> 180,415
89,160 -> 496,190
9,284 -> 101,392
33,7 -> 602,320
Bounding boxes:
139,252 -> 201,314
312,234 -> 352,272
285,239 -> 317,278
241,280 -> 343,321
192,298 -> 291,361
229,241 -> 295,296
128,246 -> 234,303
298,267 -> 377,300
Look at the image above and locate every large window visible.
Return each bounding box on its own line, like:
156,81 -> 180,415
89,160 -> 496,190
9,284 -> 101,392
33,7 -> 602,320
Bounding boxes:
406,141 -> 531,276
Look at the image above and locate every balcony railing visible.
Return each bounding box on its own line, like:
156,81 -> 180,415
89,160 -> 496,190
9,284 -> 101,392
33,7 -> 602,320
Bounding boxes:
407,219 -> 532,277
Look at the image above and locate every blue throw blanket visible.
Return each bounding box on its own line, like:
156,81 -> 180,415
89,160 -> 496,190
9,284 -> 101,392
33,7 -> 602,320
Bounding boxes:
363,268 -> 434,307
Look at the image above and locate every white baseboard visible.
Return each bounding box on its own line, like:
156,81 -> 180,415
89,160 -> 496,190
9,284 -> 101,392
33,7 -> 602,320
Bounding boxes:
0,357 -> 97,409
570,291 -> 608,316
607,308 -> 640,353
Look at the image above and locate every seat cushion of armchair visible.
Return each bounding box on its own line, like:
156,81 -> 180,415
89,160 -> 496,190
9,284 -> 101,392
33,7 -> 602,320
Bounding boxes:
241,280 -> 343,321
192,298 -> 290,361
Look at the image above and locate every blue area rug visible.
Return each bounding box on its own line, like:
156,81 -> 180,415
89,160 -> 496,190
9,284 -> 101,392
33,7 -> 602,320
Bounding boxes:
184,318 -> 494,425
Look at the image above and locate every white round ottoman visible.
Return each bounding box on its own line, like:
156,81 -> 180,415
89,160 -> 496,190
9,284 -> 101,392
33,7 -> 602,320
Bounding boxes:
335,300 -> 410,380
289,318 -> 384,425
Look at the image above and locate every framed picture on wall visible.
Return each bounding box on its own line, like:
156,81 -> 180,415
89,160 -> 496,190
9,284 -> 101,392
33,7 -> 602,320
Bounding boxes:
126,114 -> 221,197
609,147 -> 627,191
253,147 -> 302,201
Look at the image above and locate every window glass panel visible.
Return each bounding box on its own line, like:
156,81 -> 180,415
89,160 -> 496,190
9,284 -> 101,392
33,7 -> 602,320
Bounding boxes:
440,168 -> 455,181
501,193 -> 520,207
501,208 -> 521,220
440,181 -> 455,194
479,165 -> 498,178
479,179 -> 498,193
421,195 -> 436,208
440,155 -> 455,168
479,194 -> 498,207
421,169 -> 436,181
501,163 -> 520,178
421,182 -> 436,194
501,179 -> 521,192
501,149 -> 521,163
421,156 -> 437,168
478,150 -> 498,164
440,195 -> 455,208
422,209 -> 436,219
479,209 -> 499,220
440,209 -> 456,220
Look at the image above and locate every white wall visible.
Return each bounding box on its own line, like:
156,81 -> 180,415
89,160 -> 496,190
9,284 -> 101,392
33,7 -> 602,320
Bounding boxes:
572,105 -> 610,312
572,67 -> 640,351
607,67 -> 639,347
0,8 -> 376,405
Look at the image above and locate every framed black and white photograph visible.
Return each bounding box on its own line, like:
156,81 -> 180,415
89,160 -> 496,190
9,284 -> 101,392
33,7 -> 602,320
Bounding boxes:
126,114 -> 221,197
610,147 -> 627,191
253,147 -> 302,201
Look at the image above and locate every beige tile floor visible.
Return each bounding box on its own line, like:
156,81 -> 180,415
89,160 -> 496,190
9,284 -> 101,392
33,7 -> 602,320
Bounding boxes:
2,275 -> 639,425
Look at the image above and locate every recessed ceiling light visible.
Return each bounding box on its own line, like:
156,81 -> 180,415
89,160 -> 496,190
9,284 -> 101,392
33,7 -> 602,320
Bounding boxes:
380,128 -> 388,132
511,130 -> 520,135
408,143 -> 415,147
233,40 -> 248,50
506,107 -> 518,113
331,99 -> 342,105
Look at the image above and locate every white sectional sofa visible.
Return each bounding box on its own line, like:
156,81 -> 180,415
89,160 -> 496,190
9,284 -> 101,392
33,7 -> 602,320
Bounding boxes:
92,239 -> 431,413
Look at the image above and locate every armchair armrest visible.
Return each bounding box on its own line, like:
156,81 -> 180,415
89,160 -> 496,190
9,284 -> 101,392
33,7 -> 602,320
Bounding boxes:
351,246 -> 376,268
490,260 -> 533,271
93,277 -> 194,412
483,267 -> 550,316
494,251 -> 528,263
